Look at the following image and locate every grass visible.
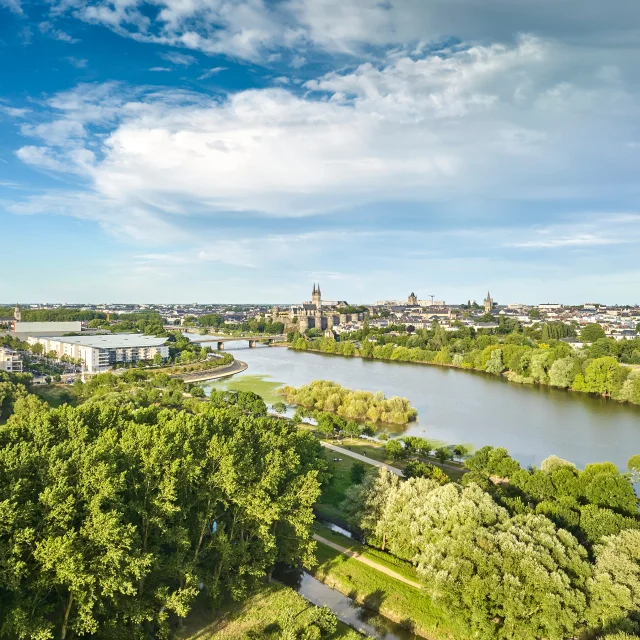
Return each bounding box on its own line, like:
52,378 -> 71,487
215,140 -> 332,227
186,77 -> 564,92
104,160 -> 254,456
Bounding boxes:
313,524 -> 425,586
177,583 -> 363,640
329,437 -> 467,482
312,538 -> 457,639
32,384 -> 79,408
202,374 -> 285,405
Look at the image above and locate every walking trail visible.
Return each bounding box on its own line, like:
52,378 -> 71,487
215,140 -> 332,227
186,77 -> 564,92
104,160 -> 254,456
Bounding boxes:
320,441 -> 405,476
312,534 -> 422,590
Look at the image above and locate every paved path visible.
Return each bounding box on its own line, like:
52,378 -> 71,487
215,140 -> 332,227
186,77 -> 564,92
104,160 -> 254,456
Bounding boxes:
313,534 -> 422,589
321,441 -> 405,477
175,359 -> 248,383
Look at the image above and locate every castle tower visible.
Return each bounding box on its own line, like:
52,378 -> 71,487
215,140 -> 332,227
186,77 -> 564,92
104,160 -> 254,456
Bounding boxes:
484,291 -> 493,314
408,292 -> 417,306
312,283 -> 322,310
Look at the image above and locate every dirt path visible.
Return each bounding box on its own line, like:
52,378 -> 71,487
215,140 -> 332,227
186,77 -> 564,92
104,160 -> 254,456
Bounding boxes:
313,534 -> 422,590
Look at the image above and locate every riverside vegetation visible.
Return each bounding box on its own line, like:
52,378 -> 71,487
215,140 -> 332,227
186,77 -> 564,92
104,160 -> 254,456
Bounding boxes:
277,380 -> 417,425
288,321 -> 640,405
1,368 -> 639,640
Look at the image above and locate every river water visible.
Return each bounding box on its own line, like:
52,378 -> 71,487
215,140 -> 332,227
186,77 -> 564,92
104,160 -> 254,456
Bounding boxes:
200,342 -> 640,471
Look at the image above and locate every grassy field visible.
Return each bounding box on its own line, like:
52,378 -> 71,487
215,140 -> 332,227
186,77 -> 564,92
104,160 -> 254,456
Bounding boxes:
178,583 -> 363,640
313,524 -> 425,585
312,534 -> 457,639
32,384 -> 79,408
202,374 -> 285,405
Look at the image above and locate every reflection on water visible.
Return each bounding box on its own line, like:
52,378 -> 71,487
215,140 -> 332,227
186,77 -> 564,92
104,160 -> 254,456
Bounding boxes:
319,521 -> 353,539
274,565 -> 416,640
200,343 -> 640,471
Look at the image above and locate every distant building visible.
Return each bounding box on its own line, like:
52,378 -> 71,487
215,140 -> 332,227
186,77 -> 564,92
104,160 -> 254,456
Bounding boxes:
274,284 -> 364,332
13,321 -> 82,335
539,303 -> 563,311
408,292 -> 418,306
0,347 -> 23,373
484,291 -> 493,314
26,334 -> 169,373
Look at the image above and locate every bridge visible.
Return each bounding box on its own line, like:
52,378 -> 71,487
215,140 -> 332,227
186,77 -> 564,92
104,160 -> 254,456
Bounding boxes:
166,328 -> 288,350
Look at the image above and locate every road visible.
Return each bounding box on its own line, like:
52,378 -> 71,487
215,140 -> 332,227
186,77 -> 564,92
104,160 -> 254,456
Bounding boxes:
320,441 -> 405,477
312,534 -> 422,589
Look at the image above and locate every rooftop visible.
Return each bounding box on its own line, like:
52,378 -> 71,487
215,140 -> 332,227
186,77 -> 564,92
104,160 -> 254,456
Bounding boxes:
37,334 -> 168,349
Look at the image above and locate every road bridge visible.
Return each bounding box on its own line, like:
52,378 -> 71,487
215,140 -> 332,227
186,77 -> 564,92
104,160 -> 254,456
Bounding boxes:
164,328 -> 287,350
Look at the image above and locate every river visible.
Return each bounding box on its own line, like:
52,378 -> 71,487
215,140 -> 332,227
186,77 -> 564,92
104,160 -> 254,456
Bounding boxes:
200,342 -> 640,471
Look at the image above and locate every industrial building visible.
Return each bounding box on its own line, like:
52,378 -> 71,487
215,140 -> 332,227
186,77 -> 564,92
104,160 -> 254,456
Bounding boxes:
26,334 -> 169,373
13,321 -> 83,335
0,348 -> 23,373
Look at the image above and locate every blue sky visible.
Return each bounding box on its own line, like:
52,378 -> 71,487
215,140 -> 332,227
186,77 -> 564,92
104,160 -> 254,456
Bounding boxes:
2,0 -> 640,304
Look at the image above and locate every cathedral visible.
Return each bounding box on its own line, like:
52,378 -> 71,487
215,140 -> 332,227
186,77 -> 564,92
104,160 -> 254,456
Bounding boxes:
271,284 -> 365,332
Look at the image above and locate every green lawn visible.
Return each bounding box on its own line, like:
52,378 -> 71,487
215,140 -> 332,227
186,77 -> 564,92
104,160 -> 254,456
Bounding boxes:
313,524 -> 425,586
32,384 -> 79,408
178,583 -> 363,640
312,539 -> 458,639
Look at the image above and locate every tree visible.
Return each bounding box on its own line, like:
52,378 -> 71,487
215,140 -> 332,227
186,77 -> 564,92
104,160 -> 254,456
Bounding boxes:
548,356 -> 579,388
385,439 -> 405,461
404,461 -> 449,485
190,385 -> 205,398
628,454 -> 640,482
417,514 -> 592,640
349,461 -> 367,485
341,469 -> 400,547
153,352 -> 164,366
0,397 -> 323,637
272,401 -> 287,415
434,447 -> 453,465
587,529 -> 640,634
581,323 -> 606,343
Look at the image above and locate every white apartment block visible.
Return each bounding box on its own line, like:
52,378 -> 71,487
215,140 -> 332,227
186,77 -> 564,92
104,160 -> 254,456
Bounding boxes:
26,334 -> 169,373
0,348 -> 23,373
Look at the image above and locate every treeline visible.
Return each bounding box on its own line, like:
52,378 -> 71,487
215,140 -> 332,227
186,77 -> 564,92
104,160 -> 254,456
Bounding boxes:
196,314 -> 285,335
19,308 -> 107,322
342,446 -> 640,639
290,330 -> 640,404
0,389 -> 324,638
278,380 -> 417,425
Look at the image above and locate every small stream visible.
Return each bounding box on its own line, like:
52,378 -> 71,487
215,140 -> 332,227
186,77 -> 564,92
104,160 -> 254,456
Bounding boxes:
275,566 -> 417,640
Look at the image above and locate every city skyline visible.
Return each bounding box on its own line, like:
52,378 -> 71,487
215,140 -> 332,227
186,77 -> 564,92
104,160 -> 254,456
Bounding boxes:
2,1 -> 640,303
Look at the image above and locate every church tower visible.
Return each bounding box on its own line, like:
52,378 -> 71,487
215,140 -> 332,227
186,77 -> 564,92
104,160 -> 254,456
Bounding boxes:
312,283 -> 322,309
14,304 -> 21,322
484,291 -> 493,314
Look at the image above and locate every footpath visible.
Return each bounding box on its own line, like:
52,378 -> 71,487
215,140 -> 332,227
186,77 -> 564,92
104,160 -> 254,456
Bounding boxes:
174,359 -> 248,383
320,441 -> 405,477
312,534 -> 422,589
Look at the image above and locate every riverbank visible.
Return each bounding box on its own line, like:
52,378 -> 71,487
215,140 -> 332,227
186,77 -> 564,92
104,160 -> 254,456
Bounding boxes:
312,525 -> 456,639
175,359 -> 248,382
288,343 -> 640,408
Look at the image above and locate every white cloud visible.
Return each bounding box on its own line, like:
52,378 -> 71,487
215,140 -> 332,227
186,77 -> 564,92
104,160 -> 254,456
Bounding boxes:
1,0 -> 23,15
39,21 -> 80,43
150,66 -> 172,72
65,56 -> 88,68
7,26 -> 640,247
159,51 -> 197,66
198,66 -> 227,80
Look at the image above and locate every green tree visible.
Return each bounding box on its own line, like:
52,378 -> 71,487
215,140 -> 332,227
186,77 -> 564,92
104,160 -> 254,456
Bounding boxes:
385,439 -> 405,461
581,323 -> 606,343
272,401 -> 287,415
587,530 -> 640,634
349,461 -> 367,485
418,514 -> 591,640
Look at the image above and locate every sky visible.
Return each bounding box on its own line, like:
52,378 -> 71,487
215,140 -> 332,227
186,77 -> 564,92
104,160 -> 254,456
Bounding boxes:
1,0 -> 640,304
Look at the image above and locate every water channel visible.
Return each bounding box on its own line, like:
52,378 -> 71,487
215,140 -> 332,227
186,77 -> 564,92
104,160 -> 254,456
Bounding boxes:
274,566 -> 414,640
200,342 -> 640,471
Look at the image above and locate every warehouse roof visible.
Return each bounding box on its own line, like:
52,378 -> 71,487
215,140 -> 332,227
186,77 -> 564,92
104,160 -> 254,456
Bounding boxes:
36,334 -> 168,349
